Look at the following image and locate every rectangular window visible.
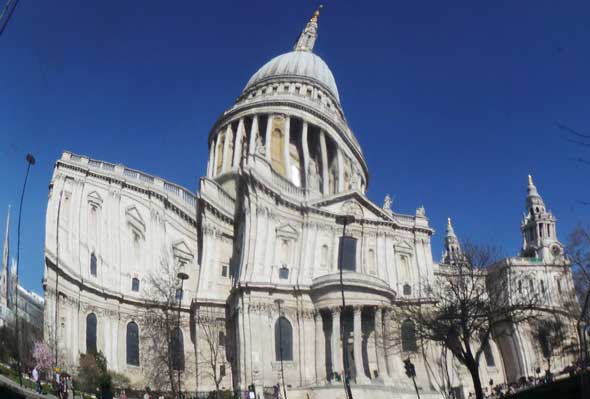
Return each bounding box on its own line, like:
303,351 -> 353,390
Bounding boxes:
220,364 -> 226,377
175,288 -> 183,302
339,236 -> 357,271
279,266 -> 289,280
528,279 -> 534,292
540,280 -> 545,293
218,331 -> 225,347
221,265 -> 228,277
557,279 -> 562,294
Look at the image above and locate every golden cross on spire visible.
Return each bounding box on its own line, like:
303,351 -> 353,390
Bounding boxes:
310,4 -> 323,23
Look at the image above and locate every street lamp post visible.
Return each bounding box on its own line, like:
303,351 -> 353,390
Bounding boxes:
274,298 -> 287,399
15,153 -> 35,387
176,271 -> 189,399
335,214 -> 355,399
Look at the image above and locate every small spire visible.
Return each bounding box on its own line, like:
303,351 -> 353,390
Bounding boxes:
294,5 -> 323,52
446,217 -> 456,238
528,174 -> 534,186
310,4 -> 323,23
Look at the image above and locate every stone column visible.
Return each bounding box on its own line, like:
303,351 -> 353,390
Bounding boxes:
283,115 -> 291,180
353,306 -> 369,383
314,311 -> 325,384
337,148 -> 344,193
212,133 -> 221,177
249,115 -> 259,156
301,121 -> 309,189
330,307 -> 342,380
265,115 -> 273,161
383,308 -> 405,383
319,130 -> 329,194
222,124 -> 233,173
233,118 -> 245,167
374,307 -> 391,383
207,139 -> 214,177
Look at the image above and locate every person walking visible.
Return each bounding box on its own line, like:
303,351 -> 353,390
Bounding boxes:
32,366 -> 41,393
66,376 -> 74,399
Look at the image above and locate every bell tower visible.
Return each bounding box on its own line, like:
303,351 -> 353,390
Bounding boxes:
442,217 -> 462,265
520,175 -> 563,261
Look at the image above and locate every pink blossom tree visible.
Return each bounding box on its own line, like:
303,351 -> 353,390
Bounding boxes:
32,341 -> 54,373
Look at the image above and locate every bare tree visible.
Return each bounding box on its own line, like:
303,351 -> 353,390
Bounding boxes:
195,308 -> 227,398
139,260 -> 191,395
461,240 -> 504,268
530,316 -> 568,373
389,249 -> 542,399
567,224 -> 590,300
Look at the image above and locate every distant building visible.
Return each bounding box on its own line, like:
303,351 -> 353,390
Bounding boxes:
42,8 -> 579,399
0,207 -> 45,332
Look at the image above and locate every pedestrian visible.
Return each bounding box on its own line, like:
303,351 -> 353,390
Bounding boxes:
143,386 -> 151,399
120,389 -> 127,399
32,366 -> 41,393
67,376 -> 74,399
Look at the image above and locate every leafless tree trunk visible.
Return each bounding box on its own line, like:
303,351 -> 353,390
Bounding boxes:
568,224 -> 590,301
196,308 -> 227,399
139,260 -> 192,395
387,243 -> 542,399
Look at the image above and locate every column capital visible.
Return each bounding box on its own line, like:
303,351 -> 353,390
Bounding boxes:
328,305 -> 341,315
352,304 -> 364,313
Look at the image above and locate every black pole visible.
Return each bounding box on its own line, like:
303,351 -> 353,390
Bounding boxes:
15,153 -> 35,387
336,216 -> 354,399
54,187 -> 64,370
275,299 -> 287,399
411,375 -> 421,399
177,278 -> 185,399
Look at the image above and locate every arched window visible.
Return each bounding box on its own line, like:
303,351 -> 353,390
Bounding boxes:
483,340 -> 495,367
131,278 -> 140,292
126,321 -> 140,366
274,317 -> 293,361
90,253 -> 97,277
86,313 -> 97,354
401,320 -> 417,352
172,327 -> 185,371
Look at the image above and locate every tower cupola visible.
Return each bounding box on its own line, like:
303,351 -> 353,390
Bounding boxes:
520,175 -> 563,261
442,217 -> 462,265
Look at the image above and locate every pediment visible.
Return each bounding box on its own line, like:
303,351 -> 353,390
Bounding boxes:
125,206 -> 145,235
394,239 -> 414,253
311,192 -> 392,222
276,223 -> 299,240
87,190 -> 103,206
172,240 -> 194,262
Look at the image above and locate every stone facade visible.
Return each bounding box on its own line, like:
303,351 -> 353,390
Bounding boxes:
42,9 -> 579,399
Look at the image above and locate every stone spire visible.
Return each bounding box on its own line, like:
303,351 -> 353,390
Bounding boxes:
1,205 -> 9,307
293,5 -> 322,52
520,175 -> 562,260
443,217 -> 462,265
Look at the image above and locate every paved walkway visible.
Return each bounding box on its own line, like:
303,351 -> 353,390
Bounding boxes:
0,374 -> 59,399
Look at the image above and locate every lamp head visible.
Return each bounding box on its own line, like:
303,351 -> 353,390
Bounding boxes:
26,154 -> 36,165
177,272 -> 189,281
335,214 -> 355,226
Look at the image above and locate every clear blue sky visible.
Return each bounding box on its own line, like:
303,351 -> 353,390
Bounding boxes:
1,0 -> 589,295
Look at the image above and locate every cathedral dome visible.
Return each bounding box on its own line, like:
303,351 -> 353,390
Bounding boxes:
244,51 -> 340,102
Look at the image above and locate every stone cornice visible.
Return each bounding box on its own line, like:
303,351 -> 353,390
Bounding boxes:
55,158 -> 197,228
